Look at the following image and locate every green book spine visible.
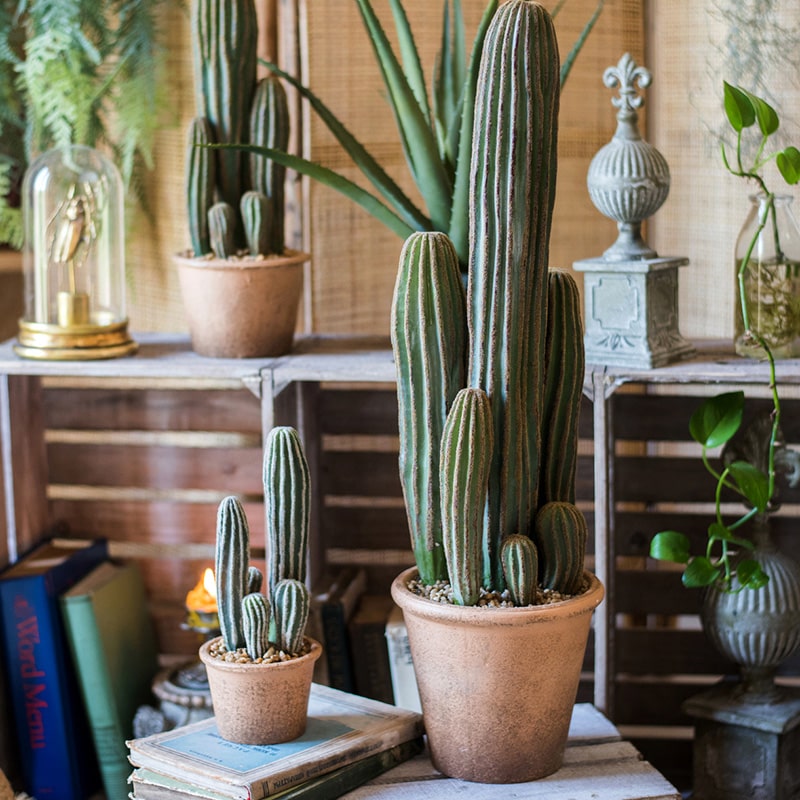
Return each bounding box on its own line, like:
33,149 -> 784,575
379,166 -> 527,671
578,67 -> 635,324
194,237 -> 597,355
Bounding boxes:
61,561 -> 159,800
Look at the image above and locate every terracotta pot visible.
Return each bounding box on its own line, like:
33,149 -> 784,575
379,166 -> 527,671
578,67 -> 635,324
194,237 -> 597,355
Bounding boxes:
198,636 -> 322,744
174,250 -> 309,358
391,567 -> 604,783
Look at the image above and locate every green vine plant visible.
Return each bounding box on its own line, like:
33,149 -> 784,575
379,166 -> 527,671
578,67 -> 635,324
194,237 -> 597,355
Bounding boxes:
650,82 -> 800,592
214,0 -> 603,275
0,0 -> 172,249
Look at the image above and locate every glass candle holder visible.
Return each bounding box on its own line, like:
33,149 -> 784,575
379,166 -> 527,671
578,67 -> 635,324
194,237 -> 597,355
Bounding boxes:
15,145 -> 137,360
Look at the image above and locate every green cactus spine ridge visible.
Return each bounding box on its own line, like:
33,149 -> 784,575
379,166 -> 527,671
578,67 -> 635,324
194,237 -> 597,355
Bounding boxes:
208,202 -> 237,258
264,426 -> 310,597
540,269 -> 585,507
466,0 -> 560,589
535,501 -> 587,595
242,592 -> 270,660
192,0 -> 257,211
186,116 -> 215,256
249,75 -> 290,255
391,231 -> 466,585
273,578 -> 310,655
215,495 -> 250,651
501,534 -> 539,606
241,191 -> 273,256
440,387 -> 493,606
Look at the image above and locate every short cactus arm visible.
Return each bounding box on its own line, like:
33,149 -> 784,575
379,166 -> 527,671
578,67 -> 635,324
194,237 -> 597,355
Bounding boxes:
215,495 -> 251,651
249,75 -> 289,255
241,191 -> 273,257
439,388 -> 493,606
273,578 -> 310,655
263,427 -> 310,597
539,270 -> 585,507
247,566 -> 263,594
391,231 -> 466,585
535,501 -> 587,595
208,202 -> 237,258
501,534 -> 539,606
242,592 -> 270,660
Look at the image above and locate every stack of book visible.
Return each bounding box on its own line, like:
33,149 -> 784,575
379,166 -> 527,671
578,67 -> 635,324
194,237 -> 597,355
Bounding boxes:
126,683 -> 425,800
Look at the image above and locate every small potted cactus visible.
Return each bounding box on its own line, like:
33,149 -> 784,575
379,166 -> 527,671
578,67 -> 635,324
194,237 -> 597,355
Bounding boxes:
388,1 -> 603,784
198,427 -> 321,745
174,0 -> 309,359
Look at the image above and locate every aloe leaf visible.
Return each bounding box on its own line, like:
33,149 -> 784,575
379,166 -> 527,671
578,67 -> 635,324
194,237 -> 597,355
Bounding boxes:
449,0 -> 498,269
388,0 -> 430,124
207,143 -> 416,240
724,81 -> 756,132
355,0 -> 452,231
261,59 -> 430,231
560,0 -> 603,88
433,0 -> 466,163
689,391 -> 744,448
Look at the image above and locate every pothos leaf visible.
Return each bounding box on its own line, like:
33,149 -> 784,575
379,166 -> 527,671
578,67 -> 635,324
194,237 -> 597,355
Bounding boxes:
727,460 -> 771,512
683,557 -> 721,588
736,559 -> 769,590
742,89 -> 779,137
688,391 -> 744,448
777,146 -> 800,185
724,82 -> 755,133
650,530 -> 690,564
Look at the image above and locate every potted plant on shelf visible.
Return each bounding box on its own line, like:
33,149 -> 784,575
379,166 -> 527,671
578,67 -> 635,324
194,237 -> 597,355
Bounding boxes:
650,83 -> 800,696
199,426 -> 322,745
385,1 -> 603,784
229,0 -> 602,277
175,0 -> 310,359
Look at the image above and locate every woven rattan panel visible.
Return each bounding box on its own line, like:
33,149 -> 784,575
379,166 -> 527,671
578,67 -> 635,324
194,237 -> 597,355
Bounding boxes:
282,0 -> 644,335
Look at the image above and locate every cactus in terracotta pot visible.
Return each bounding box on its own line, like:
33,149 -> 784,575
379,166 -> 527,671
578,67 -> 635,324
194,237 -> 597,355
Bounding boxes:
186,0 -> 289,259
391,0 -> 587,605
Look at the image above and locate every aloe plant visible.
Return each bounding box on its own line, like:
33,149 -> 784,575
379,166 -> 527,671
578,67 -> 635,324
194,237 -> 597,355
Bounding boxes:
213,426 -> 312,658
650,84 -> 800,592
390,0 -> 588,606
222,0 -> 603,273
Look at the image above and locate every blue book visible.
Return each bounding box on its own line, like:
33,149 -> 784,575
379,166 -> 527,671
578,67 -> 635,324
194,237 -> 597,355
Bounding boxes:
0,538 -> 108,800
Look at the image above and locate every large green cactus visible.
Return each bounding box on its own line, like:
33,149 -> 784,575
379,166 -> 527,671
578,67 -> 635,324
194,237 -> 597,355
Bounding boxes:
391,1 -> 588,604
186,116 -> 215,257
215,495 -> 250,651
439,388 -> 493,606
263,426 -> 310,597
467,0 -> 559,589
391,231 -> 466,584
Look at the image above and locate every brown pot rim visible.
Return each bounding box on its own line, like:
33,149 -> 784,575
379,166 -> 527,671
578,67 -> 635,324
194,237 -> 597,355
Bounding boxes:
198,636 -> 322,673
391,566 -> 604,627
173,248 -> 310,272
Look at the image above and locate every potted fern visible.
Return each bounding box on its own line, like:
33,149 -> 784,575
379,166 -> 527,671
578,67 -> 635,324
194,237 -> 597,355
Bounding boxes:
175,0 -> 309,359
198,427 -> 321,745
386,2 -> 603,784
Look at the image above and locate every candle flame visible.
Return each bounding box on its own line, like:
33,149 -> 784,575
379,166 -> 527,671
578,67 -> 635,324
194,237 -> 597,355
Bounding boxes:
203,567 -> 217,600
186,567 -> 218,613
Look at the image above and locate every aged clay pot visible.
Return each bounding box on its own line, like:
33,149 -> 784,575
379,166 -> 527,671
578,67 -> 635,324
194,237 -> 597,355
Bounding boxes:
175,250 -> 308,359
199,636 -> 322,744
391,567 -> 604,783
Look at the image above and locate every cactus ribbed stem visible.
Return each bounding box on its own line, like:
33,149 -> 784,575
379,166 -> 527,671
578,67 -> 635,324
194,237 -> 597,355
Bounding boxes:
249,75 -> 289,255
208,202 -> 237,258
247,566 -> 263,595
192,0 -> 257,211
215,495 -> 250,651
274,578 -> 310,655
264,427 -> 310,597
467,0 -> 560,588
501,534 -> 539,606
186,116 -> 215,256
242,592 -> 270,660
440,388 -> 493,605
241,191 -> 273,257
391,231 -> 466,584
539,270 -> 585,507
535,500 -> 587,595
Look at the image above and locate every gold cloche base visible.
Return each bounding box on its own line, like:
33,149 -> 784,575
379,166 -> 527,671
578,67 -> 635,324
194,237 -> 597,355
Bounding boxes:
15,318 -> 138,361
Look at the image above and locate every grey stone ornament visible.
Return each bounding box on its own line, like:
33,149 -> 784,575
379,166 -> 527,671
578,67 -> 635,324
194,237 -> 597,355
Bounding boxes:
574,53 -> 694,369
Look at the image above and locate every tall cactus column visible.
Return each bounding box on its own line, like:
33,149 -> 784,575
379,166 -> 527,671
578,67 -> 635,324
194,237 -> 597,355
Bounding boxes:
467,1 -> 560,588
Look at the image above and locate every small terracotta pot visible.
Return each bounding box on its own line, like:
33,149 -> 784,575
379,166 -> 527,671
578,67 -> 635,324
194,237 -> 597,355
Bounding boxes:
199,636 -> 322,744
391,567 -> 604,783
175,249 -> 309,358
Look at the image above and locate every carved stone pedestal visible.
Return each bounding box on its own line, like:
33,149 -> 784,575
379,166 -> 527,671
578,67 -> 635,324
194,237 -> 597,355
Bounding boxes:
684,680 -> 800,800
574,255 -> 695,368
